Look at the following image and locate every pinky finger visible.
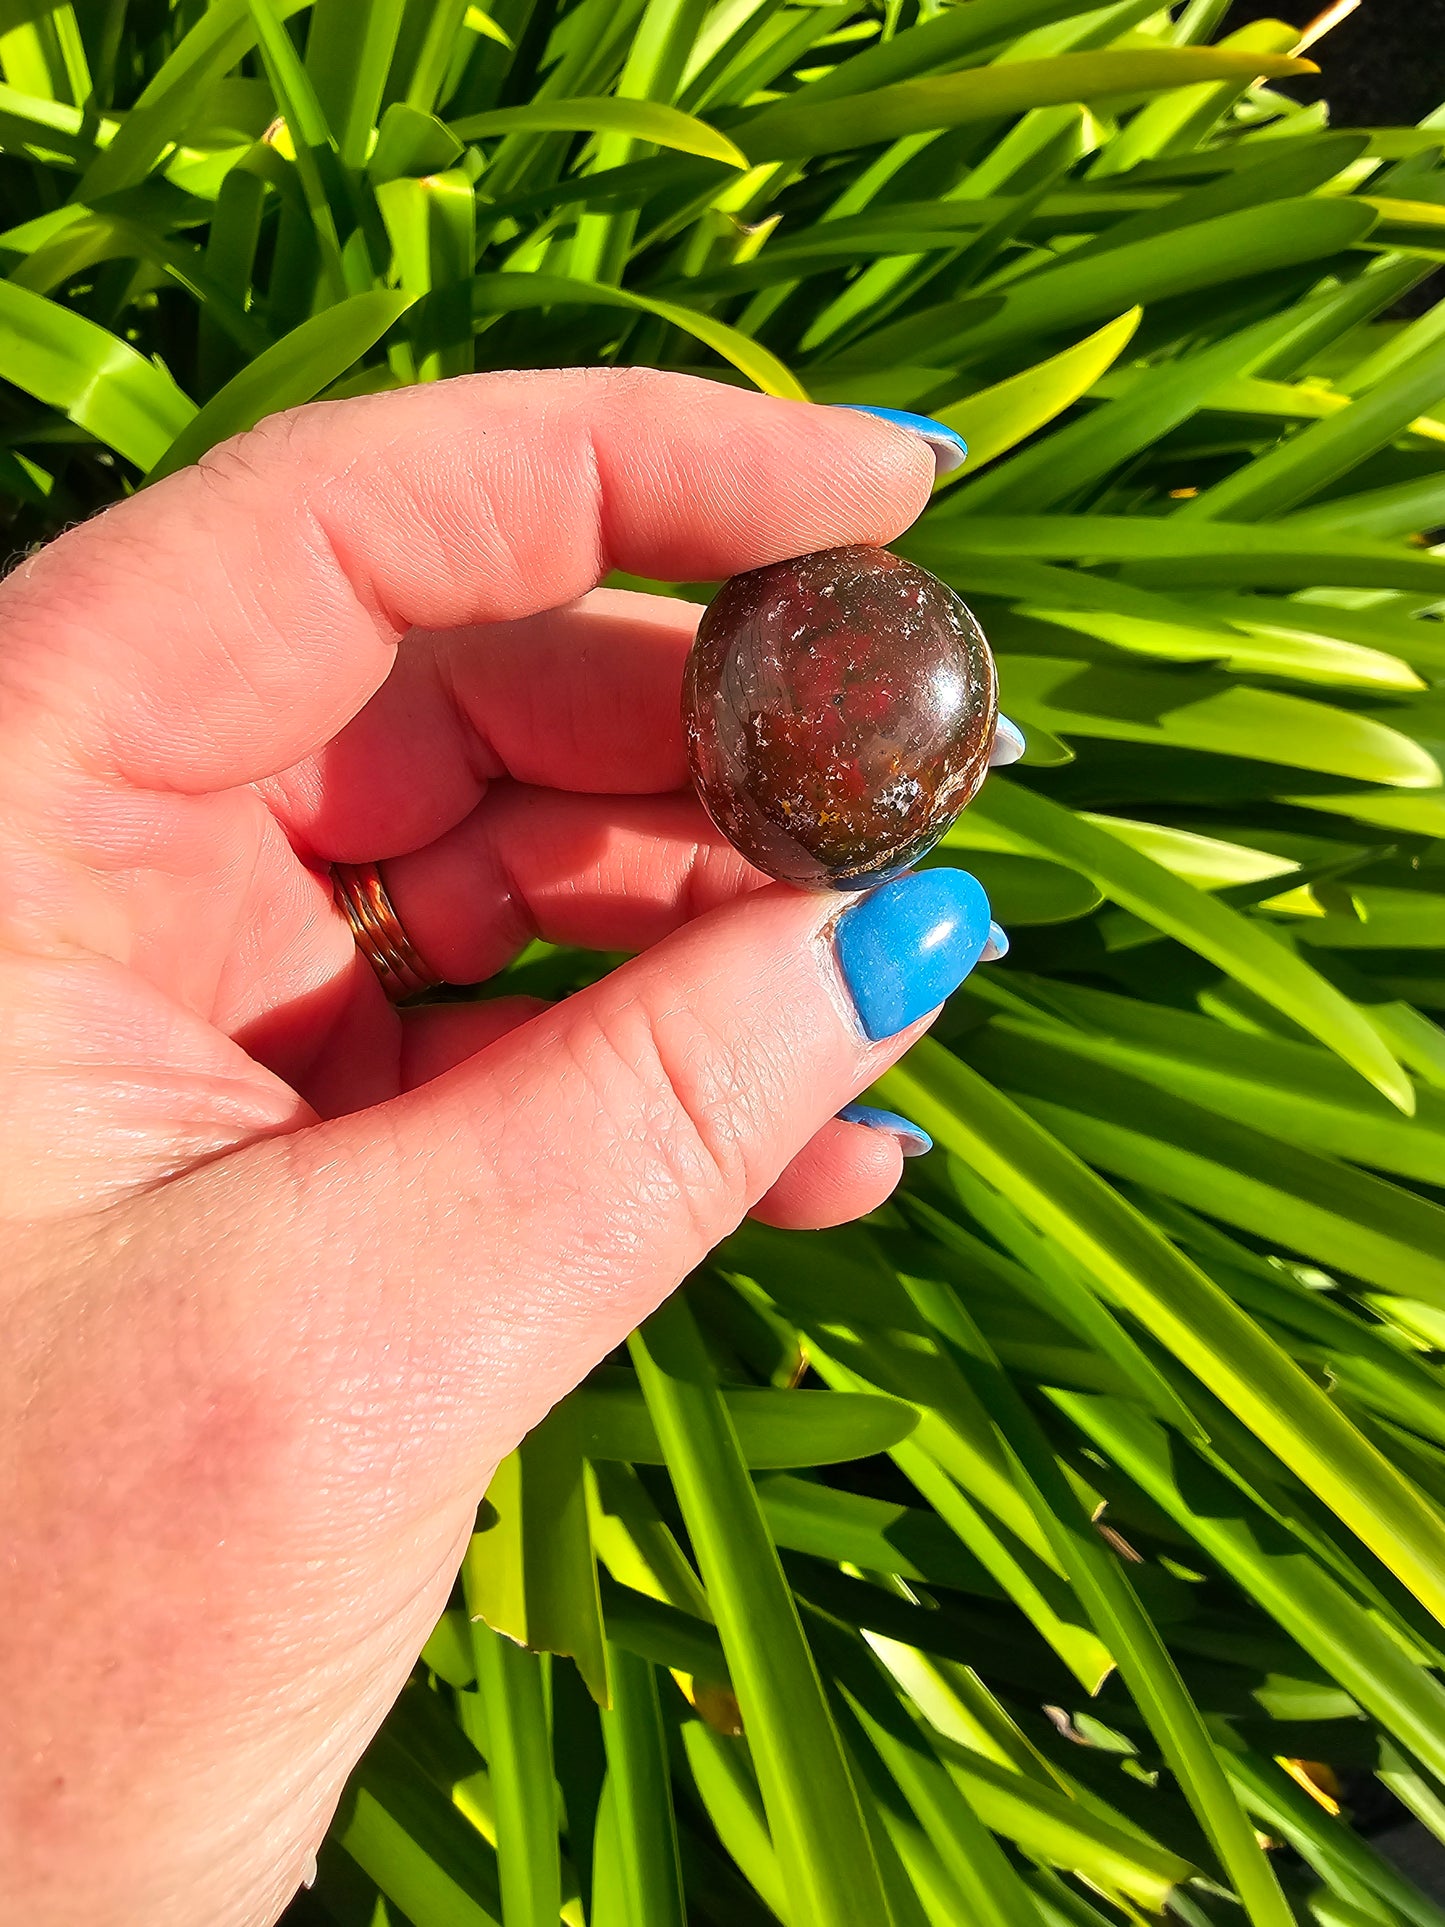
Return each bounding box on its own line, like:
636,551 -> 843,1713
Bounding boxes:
749,1109 -> 930,1232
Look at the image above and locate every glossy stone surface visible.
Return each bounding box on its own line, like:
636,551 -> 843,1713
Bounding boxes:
683,544 -> 997,890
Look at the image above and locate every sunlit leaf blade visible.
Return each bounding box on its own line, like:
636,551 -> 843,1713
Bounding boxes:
577,1378 -> 919,1466
932,310 -> 1140,481
452,97 -> 747,169
148,290 -> 413,480
902,1284 -> 1293,1927
599,1650 -> 686,1927
876,1040 -> 1445,1628
631,1295 -> 893,1927
0,278 -> 195,468
905,514 -> 1445,595
460,274 -> 807,398
967,780 -> 1416,1109
460,1614 -> 561,1927
1055,1391 -> 1445,1786
743,50 -> 1318,160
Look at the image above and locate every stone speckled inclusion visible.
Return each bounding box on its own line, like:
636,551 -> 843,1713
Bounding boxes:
683,544 -> 997,890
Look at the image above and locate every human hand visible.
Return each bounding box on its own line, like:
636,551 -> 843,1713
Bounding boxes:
0,369 -> 1005,1924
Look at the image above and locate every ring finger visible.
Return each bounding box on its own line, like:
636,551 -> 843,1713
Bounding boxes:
381,784 -> 768,987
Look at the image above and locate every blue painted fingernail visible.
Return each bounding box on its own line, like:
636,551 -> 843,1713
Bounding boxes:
981,921 -> 1010,962
836,405 -> 968,477
989,715 -> 1025,767
834,869 -> 992,1042
837,1104 -> 934,1157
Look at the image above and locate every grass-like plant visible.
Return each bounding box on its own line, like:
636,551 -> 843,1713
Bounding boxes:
5,0 -> 1445,1923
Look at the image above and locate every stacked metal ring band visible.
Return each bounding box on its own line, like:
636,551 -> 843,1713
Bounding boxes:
331,860 -> 441,1003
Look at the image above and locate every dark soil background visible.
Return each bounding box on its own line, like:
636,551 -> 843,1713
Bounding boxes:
1226,0 -> 1445,126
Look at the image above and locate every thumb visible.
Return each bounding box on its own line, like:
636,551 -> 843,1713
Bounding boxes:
251,865 -> 993,1481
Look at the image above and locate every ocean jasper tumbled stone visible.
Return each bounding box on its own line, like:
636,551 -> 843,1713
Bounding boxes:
683,543 -> 998,890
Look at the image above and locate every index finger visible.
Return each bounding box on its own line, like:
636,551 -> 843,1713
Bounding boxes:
0,368 -> 936,795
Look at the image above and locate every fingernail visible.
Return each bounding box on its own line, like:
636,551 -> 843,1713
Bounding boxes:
836,405 -> 968,477
981,920 -> 1010,962
834,868 -> 992,1042
989,714 -> 1025,767
837,1103 -> 934,1157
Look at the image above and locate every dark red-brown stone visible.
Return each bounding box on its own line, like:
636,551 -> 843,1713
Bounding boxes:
683,544 -> 997,890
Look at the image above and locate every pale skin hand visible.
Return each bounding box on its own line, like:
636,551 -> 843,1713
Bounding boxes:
0,368 -> 947,1925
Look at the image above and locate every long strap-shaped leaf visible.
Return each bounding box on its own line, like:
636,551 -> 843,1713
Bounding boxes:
78,0 -> 310,199
457,271 -> 807,397
1185,328 -> 1445,522
1054,1390 -> 1445,1788
0,277 -> 195,469
895,1274 -> 1293,1927
967,779 -> 1413,1108
452,97 -> 747,168
905,513 -> 1445,595
463,1618 -> 563,1927
147,289 -> 414,481
630,1294 -> 892,1927
599,1648 -> 687,1927
243,0 -> 357,302
742,49 -> 1316,159
876,1039 -> 1445,1630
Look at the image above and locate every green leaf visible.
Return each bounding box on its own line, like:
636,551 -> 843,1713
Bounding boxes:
1186,330 -> 1445,522
243,0 -> 355,301
931,309 -> 1140,482
77,0 -> 308,200
147,290 -> 413,480
459,1616 -> 561,1927
909,512 -> 1445,593
909,1288 -> 1292,1927
753,1471 -> 999,1595
954,298 -> 1362,515
1224,1748 -> 1445,1927
368,100 -> 465,182
631,1296 -> 893,1927
968,779 -> 1416,1110
929,849 -> 1103,924
303,0 -> 406,172
1281,471 -> 1445,542
0,277 -> 195,468
987,975 -> 1445,1183
599,1650 -> 686,1927
338,1727 -> 503,1927
843,1685 -> 1050,1927
578,1376 -> 918,1467
466,1398 -> 612,1707
1057,1393 -> 1445,1789
452,97 -> 748,169
933,200 -> 1375,359
459,273 -> 807,398
679,1721 -> 790,1921
904,514 -> 1445,595
966,1024 -> 1445,1304
993,655 -> 1440,787
877,1040 -> 1445,1630
742,49 -> 1318,161
1045,605 -> 1425,691
1293,886 -> 1445,951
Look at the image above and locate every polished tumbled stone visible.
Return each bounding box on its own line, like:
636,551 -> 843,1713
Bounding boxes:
683,544 -> 998,890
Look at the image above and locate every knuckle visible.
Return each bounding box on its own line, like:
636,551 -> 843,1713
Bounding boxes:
192,403 -> 328,498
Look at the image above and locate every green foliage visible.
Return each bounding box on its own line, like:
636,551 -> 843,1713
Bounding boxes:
5,0 -> 1445,1923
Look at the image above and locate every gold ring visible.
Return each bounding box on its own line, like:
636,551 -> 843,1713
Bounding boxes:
332,860 -> 442,1003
